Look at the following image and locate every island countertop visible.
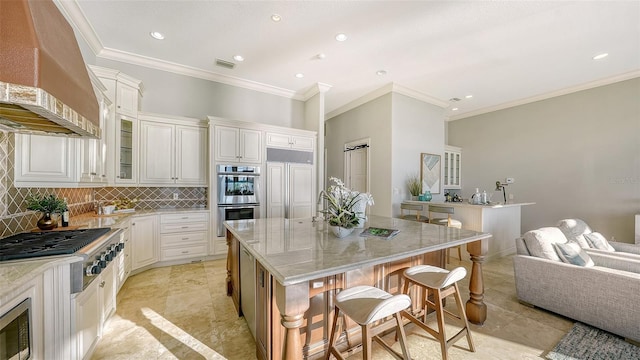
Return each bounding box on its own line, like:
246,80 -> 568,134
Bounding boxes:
224,215 -> 491,286
403,200 -> 535,209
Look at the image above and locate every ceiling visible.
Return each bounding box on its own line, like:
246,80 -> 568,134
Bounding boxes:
58,0 -> 640,120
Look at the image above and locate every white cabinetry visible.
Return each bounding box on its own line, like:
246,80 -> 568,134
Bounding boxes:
214,126 -> 261,163
443,145 -> 462,190
139,113 -> 208,185
71,259 -> 117,360
89,65 -> 143,186
131,215 -> 158,271
115,219 -> 131,292
265,132 -> 314,151
266,162 -> 315,219
159,212 -> 209,261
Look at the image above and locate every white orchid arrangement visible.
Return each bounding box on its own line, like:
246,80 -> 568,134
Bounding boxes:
319,177 -> 374,228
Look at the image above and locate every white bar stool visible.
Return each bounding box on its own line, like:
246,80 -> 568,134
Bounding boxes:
326,285 -> 412,360
402,265 -> 475,360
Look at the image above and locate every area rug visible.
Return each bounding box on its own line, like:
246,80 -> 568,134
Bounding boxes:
547,322 -> 640,360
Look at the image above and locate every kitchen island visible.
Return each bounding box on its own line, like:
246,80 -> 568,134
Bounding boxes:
403,200 -> 535,260
224,216 -> 491,360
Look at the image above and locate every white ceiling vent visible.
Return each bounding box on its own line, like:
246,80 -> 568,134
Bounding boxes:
215,59 -> 235,69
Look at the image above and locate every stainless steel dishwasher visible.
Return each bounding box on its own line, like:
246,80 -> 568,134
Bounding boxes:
240,244 -> 256,339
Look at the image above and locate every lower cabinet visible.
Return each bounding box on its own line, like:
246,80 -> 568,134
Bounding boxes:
115,219 -> 131,291
131,215 -> 158,270
255,261 -> 271,360
71,258 -> 117,360
159,212 -> 209,261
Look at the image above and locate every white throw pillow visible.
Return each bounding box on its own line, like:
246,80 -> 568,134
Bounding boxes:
556,218 -> 592,248
553,242 -> 595,267
584,232 -> 616,251
523,227 -> 568,261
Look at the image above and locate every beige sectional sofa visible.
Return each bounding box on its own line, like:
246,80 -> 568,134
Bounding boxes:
513,219 -> 640,342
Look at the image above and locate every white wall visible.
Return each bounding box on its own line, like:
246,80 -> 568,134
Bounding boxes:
448,78 -> 640,242
325,92 -> 447,217
325,94 -> 393,217
391,93 -> 446,215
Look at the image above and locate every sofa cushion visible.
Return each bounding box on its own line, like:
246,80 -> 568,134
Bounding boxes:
553,242 -> 595,267
557,218 -> 592,248
523,227 -> 568,261
584,232 -> 616,251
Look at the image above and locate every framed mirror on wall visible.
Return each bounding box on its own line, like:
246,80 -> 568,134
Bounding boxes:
420,153 -> 441,194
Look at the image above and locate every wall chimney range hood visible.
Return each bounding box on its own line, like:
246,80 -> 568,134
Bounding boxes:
0,0 -> 100,138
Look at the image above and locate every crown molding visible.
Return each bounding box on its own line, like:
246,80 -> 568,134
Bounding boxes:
53,0 -> 104,56
326,83 -> 449,119
302,83 -> 333,100
448,70 -> 640,121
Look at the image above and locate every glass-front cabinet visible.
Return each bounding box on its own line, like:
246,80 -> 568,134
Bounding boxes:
115,115 -> 137,184
443,145 -> 462,190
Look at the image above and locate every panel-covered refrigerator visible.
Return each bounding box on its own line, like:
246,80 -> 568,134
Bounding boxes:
265,148 -> 314,219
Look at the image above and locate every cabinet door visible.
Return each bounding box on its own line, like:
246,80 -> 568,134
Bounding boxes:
255,262 -> 270,360
115,83 -> 139,117
266,162 -> 285,218
265,132 -> 291,148
100,262 -> 116,324
115,116 -> 138,184
215,126 -> 240,162
139,121 -> 175,184
14,134 -> 77,185
289,164 -> 314,219
290,135 -> 314,151
131,215 -> 158,270
72,279 -> 100,360
239,129 -> 262,163
176,125 -> 207,184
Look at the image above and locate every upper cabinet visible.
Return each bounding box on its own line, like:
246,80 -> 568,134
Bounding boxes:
214,125 -> 261,163
443,145 -> 462,190
114,115 -> 138,184
139,113 -> 208,186
265,132 -> 314,151
89,65 -> 143,186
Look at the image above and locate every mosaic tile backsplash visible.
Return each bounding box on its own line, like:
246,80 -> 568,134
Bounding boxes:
0,131 -> 207,238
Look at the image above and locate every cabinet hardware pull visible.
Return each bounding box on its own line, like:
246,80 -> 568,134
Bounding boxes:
182,226 -> 188,229
182,237 -> 189,240
181,251 -> 189,254
259,269 -> 265,288
99,281 -> 106,288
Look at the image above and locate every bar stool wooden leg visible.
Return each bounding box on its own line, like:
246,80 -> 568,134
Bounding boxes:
453,283 -> 475,352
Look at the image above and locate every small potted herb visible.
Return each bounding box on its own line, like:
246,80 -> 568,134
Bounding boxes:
26,194 -> 66,230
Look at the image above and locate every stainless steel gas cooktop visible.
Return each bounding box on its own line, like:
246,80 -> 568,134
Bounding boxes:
0,228 -> 112,261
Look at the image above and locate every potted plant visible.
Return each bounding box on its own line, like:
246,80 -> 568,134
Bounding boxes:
26,194 -> 67,230
406,173 -> 422,200
319,177 -> 374,238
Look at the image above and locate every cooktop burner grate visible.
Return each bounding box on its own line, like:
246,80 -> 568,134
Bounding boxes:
0,228 -> 112,261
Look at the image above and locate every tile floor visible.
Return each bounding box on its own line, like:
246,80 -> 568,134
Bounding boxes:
92,255 -> 573,359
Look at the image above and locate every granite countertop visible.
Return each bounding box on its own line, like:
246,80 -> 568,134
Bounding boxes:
224,215 -> 491,286
403,200 -> 536,209
1,207 -> 210,301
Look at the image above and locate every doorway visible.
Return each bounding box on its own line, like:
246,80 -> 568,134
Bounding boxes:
344,139 -> 370,193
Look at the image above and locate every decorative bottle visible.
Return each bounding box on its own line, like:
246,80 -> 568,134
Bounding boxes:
62,198 -> 69,227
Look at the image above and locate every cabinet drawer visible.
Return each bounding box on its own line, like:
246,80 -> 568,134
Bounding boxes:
161,232 -> 207,247
161,244 -> 207,261
160,222 -> 208,234
161,212 -> 208,224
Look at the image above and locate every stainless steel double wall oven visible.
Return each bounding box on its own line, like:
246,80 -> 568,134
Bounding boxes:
216,165 -> 260,237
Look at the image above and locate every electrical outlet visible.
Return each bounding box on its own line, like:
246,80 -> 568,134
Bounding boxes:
173,193 -> 179,200
506,177 -> 515,184
508,193 -> 514,200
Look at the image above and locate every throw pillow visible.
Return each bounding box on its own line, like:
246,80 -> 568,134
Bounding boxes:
584,232 -> 616,251
553,242 -> 595,267
556,219 -> 592,248
523,227 -> 568,261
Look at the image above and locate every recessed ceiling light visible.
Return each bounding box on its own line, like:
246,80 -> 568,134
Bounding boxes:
592,53 -> 608,60
271,14 -> 282,22
335,33 -> 347,42
376,70 -> 387,76
295,73 -> 304,78
316,53 -> 326,60
233,55 -> 244,62
451,107 -> 459,111
150,31 -> 165,40
465,95 -> 473,99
